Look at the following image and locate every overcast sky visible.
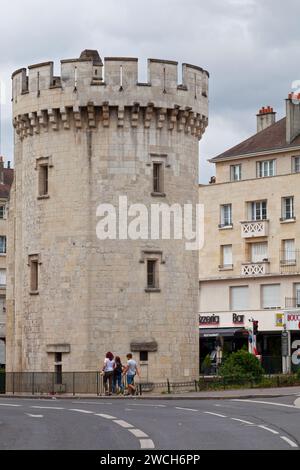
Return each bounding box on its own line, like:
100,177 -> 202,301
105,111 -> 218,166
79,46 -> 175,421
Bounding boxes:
0,0 -> 299,182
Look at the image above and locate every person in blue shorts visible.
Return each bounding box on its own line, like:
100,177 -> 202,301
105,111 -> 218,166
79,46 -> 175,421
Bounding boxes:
123,353 -> 140,396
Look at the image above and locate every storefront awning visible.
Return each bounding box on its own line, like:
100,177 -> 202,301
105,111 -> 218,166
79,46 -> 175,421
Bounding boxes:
200,328 -> 248,338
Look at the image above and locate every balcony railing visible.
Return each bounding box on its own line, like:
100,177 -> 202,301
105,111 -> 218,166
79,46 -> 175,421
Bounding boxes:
241,220 -> 269,238
242,261 -> 270,276
280,250 -> 300,274
285,297 -> 300,309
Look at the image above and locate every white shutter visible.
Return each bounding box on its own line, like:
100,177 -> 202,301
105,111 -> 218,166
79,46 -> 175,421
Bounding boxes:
251,242 -> 268,263
262,284 -> 280,309
0,270 -> 6,286
223,245 -> 232,266
231,286 -> 249,310
284,239 -> 295,261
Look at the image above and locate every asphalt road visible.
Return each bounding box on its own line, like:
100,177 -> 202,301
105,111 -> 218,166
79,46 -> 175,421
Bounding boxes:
0,395 -> 299,450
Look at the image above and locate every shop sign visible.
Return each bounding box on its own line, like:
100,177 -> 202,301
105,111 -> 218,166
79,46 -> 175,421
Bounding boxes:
232,313 -> 244,325
276,313 -> 284,328
199,314 -> 220,326
285,313 -> 300,331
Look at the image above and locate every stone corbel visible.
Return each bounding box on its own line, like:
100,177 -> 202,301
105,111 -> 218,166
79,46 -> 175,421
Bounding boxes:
73,106 -> 82,129
117,106 -> 125,127
48,108 -> 59,131
102,102 -> 110,127
60,107 -> 70,130
131,102 -> 140,128
87,102 -> 96,128
157,108 -> 167,129
144,102 -> 154,129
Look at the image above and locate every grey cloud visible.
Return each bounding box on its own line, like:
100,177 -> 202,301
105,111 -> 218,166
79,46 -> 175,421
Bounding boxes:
0,0 -> 299,182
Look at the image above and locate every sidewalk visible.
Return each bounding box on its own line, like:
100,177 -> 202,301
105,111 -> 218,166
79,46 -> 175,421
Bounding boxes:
1,386 -> 300,400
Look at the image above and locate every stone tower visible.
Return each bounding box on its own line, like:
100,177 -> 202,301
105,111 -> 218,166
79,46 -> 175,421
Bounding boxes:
6,50 -> 209,382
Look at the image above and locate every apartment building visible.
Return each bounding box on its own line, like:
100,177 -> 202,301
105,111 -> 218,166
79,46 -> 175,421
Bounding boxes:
199,97 -> 300,373
0,157 -> 13,368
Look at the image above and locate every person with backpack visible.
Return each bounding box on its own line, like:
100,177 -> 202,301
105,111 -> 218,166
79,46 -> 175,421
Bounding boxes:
112,356 -> 124,394
123,353 -> 140,396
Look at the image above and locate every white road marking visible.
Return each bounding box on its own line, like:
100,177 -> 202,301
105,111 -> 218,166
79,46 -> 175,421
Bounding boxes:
69,409 -> 94,414
94,414 -> 117,420
130,404 -> 166,408
140,439 -> 155,449
71,401 -> 112,405
175,407 -> 199,412
232,399 -> 295,409
294,398 -> 300,408
280,436 -> 298,448
113,420 -> 134,429
231,418 -> 255,425
26,414 -> 44,418
31,406 -> 64,410
129,429 -> 149,438
0,403 -> 21,407
258,425 -> 279,435
204,412 -> 227,418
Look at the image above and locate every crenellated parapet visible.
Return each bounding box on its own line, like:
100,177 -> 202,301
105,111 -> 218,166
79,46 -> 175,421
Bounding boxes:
12,50 -> 209,140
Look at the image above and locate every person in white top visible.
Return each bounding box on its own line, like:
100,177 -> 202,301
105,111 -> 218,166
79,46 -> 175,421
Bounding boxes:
102,352 -> 115,395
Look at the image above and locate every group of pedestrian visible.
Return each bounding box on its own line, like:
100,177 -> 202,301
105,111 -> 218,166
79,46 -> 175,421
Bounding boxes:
102,352 -> 140,396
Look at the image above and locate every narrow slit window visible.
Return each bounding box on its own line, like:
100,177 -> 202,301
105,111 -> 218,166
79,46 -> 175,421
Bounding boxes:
153,163 -> 163,193
147,260 -> 157,289
30,259 -> 39,292
39,165 -> 49,197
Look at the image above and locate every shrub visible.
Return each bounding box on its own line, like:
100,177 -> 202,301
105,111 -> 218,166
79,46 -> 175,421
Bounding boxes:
297,368 -> 300,381
220,350 -> 264,381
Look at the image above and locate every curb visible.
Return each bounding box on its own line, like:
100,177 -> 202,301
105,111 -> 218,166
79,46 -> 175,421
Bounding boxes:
1,392 -> 299,401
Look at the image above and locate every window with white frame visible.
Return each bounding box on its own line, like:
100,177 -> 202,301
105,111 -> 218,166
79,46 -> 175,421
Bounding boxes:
282,196 -> 295,220
282,239 -> 295,264
257,160 -> 276,178
293,156 -> 300,173
230,164 -> 242,181
0,270 -> 6,287
220,204 -> 232,227
294,283 -> 300,307
261,284 -> 281,309
230,286 -> 249,311
221,245 -> 233,268
249,201 -> 267,221
250,242 -> 268,263
0,237 -> 6,254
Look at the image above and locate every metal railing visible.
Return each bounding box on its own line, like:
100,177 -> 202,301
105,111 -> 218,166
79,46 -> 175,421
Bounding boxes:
280,250 -> 300,274
1,372 -> 199,396
285,297 -> 300,309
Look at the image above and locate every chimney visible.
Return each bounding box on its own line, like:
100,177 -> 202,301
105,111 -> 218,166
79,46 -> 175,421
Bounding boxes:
286,93 -> 300,144
257,106 -> 276,133
7,161 -> 11,169
0,157 -> 4,184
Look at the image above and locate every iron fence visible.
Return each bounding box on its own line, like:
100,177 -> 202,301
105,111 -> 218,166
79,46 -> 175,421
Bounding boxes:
280,250 -> 300,274
1,370 -> 299,396
285,297 -> 300,309
1,372 -> 199,396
